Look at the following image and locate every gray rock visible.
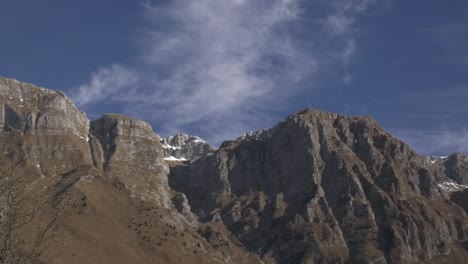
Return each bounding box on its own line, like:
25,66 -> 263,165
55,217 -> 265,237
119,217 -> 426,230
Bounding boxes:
0,77 -> 93,175
170,108 -> 468,264
161,133 -> 215,162
0,78 -> 89,137
443,152 -> 468,184
90,114 -> 171,206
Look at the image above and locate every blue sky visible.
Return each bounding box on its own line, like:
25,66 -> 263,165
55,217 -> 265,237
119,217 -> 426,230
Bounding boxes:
1,0 -> 467,155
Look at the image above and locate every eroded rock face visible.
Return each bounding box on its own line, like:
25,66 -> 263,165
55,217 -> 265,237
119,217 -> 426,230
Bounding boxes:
161,133 -> 215,162
0,78 -> 93,176
170,109 -> 468,264
444,153 -> 468,184
90,114 -> 171,206
0,78 -> 89,137
0,77 -> 173,207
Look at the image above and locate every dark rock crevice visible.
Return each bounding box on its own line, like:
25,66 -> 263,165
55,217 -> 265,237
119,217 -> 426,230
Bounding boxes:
3,104 -> 22,132
90,117 -> 119,171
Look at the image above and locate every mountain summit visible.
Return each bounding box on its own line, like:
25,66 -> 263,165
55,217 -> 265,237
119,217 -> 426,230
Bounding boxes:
161,133 -> 215,162
1,77 -> 467,264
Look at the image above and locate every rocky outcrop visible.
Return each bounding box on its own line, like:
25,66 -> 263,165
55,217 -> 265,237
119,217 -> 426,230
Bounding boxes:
170,109 -> 468,264
0,77 -> 93,176
443,152 -> 468,184
161,133 -> 215,162
236,128 -> 273,142
0,78 -> 89,137
90,114 -> 171,206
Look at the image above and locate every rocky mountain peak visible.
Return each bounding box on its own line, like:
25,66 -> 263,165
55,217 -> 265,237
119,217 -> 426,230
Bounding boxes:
90,113 -> 172,206
443,152 -> 468,184
236,128 -> 274,142
162,133 -> 197,146
0,77 -> 93,176
0,77 -> 89,138
169,108 -> 468,263
161,133 -> 215,162
92,113 -> 160,143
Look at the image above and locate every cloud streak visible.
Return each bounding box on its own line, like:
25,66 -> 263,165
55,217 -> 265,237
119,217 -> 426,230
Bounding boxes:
323,0 -> 384,82
324,0 -> 382,36
137,0 -> 312,128
74,64 -> 140,108
73,0 -> 383,143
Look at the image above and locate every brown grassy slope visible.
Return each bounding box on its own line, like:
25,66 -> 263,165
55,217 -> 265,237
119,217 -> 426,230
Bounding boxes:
53,174 -> 264,264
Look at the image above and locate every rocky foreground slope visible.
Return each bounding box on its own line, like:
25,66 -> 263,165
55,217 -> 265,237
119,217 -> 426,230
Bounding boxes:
0,77 -> 467,264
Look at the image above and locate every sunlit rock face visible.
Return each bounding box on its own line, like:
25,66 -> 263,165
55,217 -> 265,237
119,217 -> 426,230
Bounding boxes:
0,77 -> 93,176
90,114 -> 172,206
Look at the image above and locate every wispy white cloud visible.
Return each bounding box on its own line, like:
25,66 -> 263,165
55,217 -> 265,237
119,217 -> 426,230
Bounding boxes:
323,0 -> 383,82
74,64 -> 140,107
73,0 -> 384,143
323,0 -> 382,36
342,39 -> 356,83
136,0 -> 310,125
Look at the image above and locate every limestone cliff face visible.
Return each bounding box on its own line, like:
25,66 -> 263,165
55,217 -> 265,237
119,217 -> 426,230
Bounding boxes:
0,77 -> 172,207
0,78 -> 89,137
90,114 -> 171,206
170,109 -> 468,264
0,78 -> 93,176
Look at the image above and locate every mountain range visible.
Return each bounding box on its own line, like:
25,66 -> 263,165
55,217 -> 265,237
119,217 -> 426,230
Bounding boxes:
0,77 -> 467,264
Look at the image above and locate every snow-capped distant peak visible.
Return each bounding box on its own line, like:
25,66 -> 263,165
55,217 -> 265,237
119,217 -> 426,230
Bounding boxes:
160,133 -> 215,162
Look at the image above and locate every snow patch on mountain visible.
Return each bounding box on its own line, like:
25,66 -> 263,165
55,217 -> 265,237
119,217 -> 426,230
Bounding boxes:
161,133 -> 215,162
163,156 -> 188,162
161,143 -> 181,150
